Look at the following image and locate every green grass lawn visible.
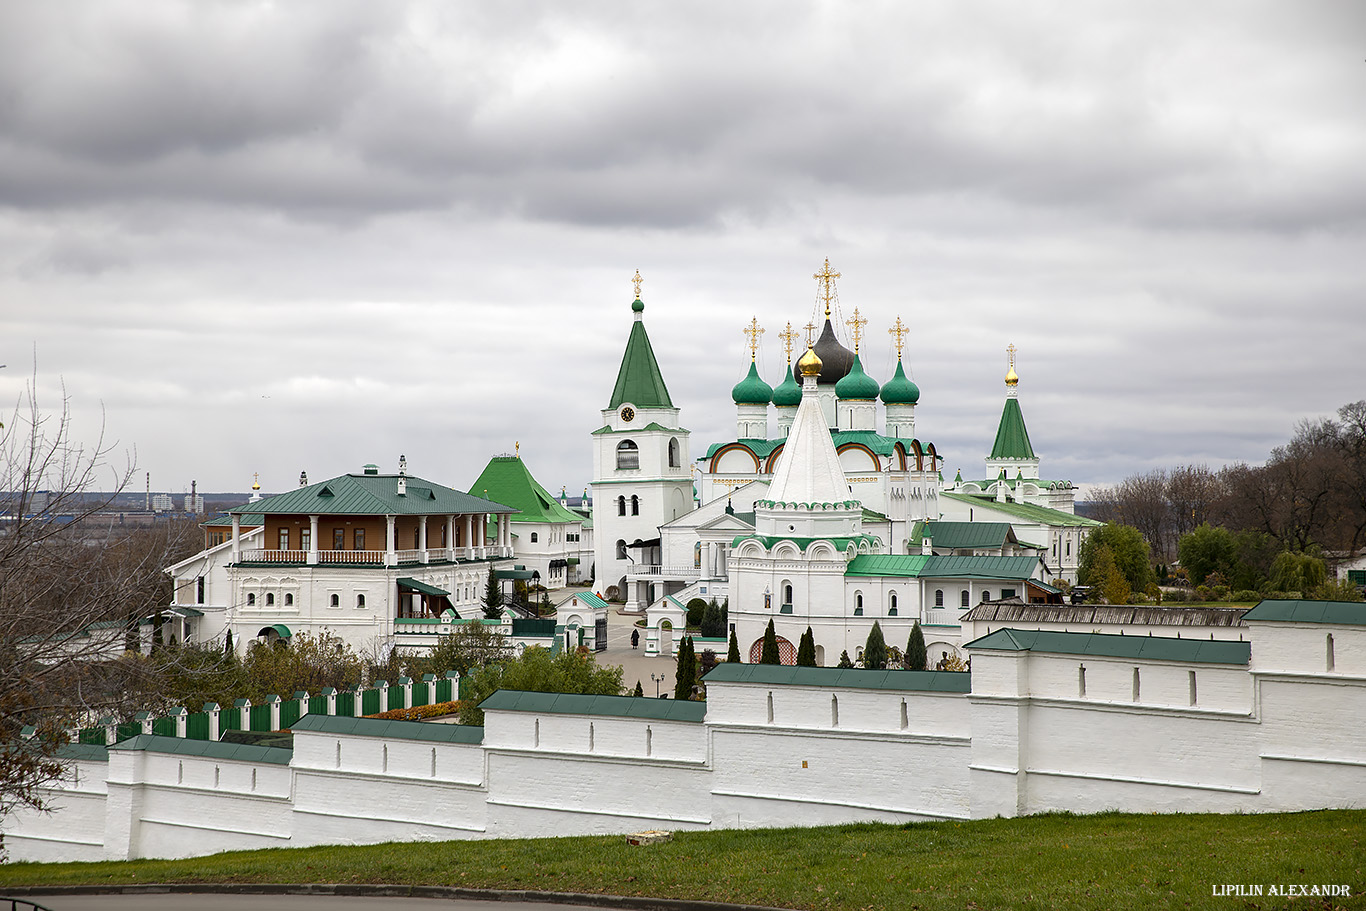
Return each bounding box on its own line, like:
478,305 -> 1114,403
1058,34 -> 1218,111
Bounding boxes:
3,810 -> 1363,910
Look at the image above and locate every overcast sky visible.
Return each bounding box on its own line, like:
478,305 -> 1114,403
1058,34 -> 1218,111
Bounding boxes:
2,1 -> 1363,503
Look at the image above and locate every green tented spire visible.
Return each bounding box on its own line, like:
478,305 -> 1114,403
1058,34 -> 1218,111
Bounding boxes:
608,298 -> 673,409
990,397 -> 1036,460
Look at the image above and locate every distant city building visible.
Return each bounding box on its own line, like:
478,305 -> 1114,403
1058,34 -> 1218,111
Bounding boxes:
183,493 -> 204,515
151,494 -> 175,512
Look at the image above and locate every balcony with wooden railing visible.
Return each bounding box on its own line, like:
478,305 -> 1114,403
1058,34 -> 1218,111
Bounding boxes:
626,564 -> 701,580
236,545 -> 514,568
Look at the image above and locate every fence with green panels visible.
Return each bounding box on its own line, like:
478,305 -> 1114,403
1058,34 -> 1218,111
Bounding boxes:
68,671 -> 462,747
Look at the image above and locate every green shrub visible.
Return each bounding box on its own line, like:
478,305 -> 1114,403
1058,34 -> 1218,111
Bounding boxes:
1195,585 -> 1211,602
1231,590 -> 1261,603
685,598 -> 708,628
1164,588 -> 1189,603
1211,584 -> 1230,601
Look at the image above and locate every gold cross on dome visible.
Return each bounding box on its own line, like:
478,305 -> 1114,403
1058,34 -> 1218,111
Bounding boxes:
888,316 -> 909,358
1007,343 -> 1017,370
845,307 -> 868,353
778,322 -> 798,362
813,258 -> 841,317
803,320 -> 818,347
632,270 -> 643,299
743,317 -> 765,360
515,441 -> 520,457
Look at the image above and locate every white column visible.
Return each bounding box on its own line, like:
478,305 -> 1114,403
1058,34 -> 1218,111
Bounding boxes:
706,542 -> 717,580
464,514 -> 473,558
446,515 -> 455,560
231,515 -> 241,561
308,515 -> 319,565
385,515 -> 397,566
418,517 -> 428,563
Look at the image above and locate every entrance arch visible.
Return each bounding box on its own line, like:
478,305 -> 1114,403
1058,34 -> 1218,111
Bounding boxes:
659,619 -> 674,657
748,635 -> 796,665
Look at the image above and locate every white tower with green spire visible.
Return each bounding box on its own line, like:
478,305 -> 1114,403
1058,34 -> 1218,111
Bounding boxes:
984,344 -> 1041,481
590,272 -> 693,611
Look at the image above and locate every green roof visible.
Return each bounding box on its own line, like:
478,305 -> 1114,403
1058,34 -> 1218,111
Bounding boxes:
732,534 -> 880,552
397,577 -> 449,597
845,553 -> 1042,579
291,713 -> 483,743
608,312 -> 673,409
110,734 -> 293,764
834,352 -> 880,400
964,628 -> 1251,665
941,492 -> 1102,527
229,472 -> 516,518
469,456 -> 584,525
565,590 -> 610,610
479,690 -> 707,722
704,663 -> 971,692
880,358 -> 920,405
1241,599 -> 1366,626
57,742 -> 109,762
990,397 -> 1036,460
912,521 -> 1019,550
731,360 -> 774,405
772,363 -> 801,407
699,430 -> 918,464
205,513 -> 263,527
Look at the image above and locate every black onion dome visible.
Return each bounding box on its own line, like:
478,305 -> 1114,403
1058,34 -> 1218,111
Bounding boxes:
812,319 -> 854,384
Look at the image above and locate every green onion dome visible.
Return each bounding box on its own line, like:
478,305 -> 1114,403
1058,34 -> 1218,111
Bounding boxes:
772,364 -> 801,407
731,361 -> 773,405
880,358 -> 920,405
632,298 -> 645,313
834,353 -> 880,400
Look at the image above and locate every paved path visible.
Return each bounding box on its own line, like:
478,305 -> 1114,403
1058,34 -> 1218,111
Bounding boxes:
554,587 -> 676,697
27,895 -> 609,911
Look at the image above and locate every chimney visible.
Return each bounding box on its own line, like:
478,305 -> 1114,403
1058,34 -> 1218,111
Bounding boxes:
398,454 -> 408,476
299,471 -> 308,487
397,475 -> 407,496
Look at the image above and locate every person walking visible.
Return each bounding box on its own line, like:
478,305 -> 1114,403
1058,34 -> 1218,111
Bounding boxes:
631,628 -> 640,649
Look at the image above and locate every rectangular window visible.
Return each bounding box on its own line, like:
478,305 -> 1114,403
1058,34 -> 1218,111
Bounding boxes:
333,528 -> 345,550
1001,588 -> 1016,600
354,529 -> 365,551
278,528 -> 290,550
301,529 -> 311,551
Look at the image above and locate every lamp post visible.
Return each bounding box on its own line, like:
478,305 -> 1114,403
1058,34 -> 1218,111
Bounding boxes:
650,672 -> 665,698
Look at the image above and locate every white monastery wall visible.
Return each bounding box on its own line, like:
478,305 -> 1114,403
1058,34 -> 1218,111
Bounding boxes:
0,756 -> 109,863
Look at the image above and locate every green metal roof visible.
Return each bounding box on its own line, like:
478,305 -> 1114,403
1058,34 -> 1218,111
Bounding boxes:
990,396 -> 1036,460
205,513 -> 263,527
880,358 -> 920,405
699,430 -> 918,464
397,577 -> 449,597
772,363 -> 801,407
913,521 -> 1019,550
1241,599 -> 1366,626
845,553 -> 1041,579
732,360 -> 774,405
110,734 -> 293,765
565,590 -> 610,610
229,472 -> 516,518
964,628 -> 1251,665
608,311 -> 673,409
834,352 -> 880,400
941,492 -> 1102,527
470,456 -> 584,525
733,534 -> 880,552
704,663 -> 971,692
291,713 -> 483,743
57,742 -> 110,762
479,690 -> 707,722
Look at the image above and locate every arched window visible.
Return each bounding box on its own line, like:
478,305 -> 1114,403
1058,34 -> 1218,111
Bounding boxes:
330,594 -> 340,608
265,593 -> 275,606
615,539 -> 627,560
616,440 -> 639,470
934,589 -> 944,607
530,533 -> 538,543
617,496 -> 626,516
783,582 -> 793,606
247,593 -> 256,606
890,592 -> 898,610
285,593 -> 293,606
668,438 -> 680,468
961,590 -> 970,607
630,495 -> 639,516
981,591 -> 990,602
855,592 -> 864,609
357,594 -> 366,609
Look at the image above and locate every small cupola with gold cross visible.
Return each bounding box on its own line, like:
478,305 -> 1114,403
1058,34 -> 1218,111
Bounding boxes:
731,317 -> 773,439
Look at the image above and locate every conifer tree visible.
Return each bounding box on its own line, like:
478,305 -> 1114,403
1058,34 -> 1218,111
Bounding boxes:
863,621 -> 888,669
701,601 -> 725,638
906,620 -> 927,671
837,649 -> 854,669
633,680 -> 644,698
759,620 -> 781,665
727,628 -> 741,663
482,567 -> 504,619
796,627 -> 817,667
224,629 -> 234,656
674,636 -> 697,699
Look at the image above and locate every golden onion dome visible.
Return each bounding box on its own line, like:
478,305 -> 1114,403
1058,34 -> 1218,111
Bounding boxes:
1005,364 -> 1019,387
796,345 -> 823,378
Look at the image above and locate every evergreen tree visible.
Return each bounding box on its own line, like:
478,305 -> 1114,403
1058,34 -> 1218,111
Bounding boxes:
674,636 -> 698,700
906,621 -> 927,671
632,680 -> 644,698
863,621 -> 888,670
837,649 -> 854,669
700,601 -> 725,638
796,627 -> 817,667
759,620 -> 781,665
481,567 -> 504,619
223,629 -> 234,656
727,628 -> 741,663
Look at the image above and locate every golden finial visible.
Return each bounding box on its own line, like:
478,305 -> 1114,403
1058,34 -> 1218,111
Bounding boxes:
813,258 -> 841,317
1005,343 -> 1019,387
845,307 -> 868,354
743,317 -> 765,361
888,316 -> 909,359
778,322 -> 798,363
632,270 -> 643,299
252,471 -> 260,491
515,441 -> 520,457
803,320 -> 817,347
797,345 -> 823,378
